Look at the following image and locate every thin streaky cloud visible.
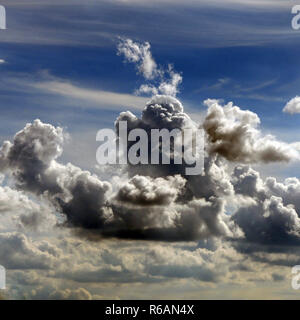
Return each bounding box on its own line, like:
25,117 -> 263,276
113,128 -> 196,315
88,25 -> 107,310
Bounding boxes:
0,0 -> 298,49
111,0 -> 295,10
32,80 -> 148,111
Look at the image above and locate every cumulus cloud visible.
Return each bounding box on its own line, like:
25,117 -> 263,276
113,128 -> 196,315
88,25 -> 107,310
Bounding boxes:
0,232 -> 58,270
233,195 -> 300,246
2,91 -> 300,247
0,117 -> 183,238
49,288 -> 92,300
203,99 -> 299,163
157,64 -> 183,97
3,89 -> 300,247
283,96 -> 300,114
0,179 -> 56,232
1,231 -> 234,289
1,56 -> 300,298
115,95 -> 196,179
117,38 -> 158,80
0,96 -> 235,242
265,176 -> 300,211
117,38 -> 182,97
0,119 -> 112,230
115,175 -> 186,206
1,38 -> 300,299
110,95 -> 238,240
231,166 -> 300,249
48,235 -> 238,284
1,227 -> 294,299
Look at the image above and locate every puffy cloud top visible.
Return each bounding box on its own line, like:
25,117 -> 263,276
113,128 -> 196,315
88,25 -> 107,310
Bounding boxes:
203,99 -> 299,163
283,96 -> 300,114
116,175 -> 186,206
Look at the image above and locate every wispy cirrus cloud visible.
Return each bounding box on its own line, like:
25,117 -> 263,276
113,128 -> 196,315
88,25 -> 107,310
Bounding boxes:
0,0 -> 298,49
111,0 -> 295,10
32,79 -> 148,111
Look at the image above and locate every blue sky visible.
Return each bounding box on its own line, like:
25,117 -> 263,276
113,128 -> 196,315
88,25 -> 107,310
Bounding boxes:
0,0 -> 300,169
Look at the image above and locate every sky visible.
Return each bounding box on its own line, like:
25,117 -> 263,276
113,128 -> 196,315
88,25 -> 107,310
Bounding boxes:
1,0 -> 300,299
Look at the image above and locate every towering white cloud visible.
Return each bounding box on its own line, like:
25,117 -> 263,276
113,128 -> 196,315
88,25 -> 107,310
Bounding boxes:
0,119 -> 112,230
